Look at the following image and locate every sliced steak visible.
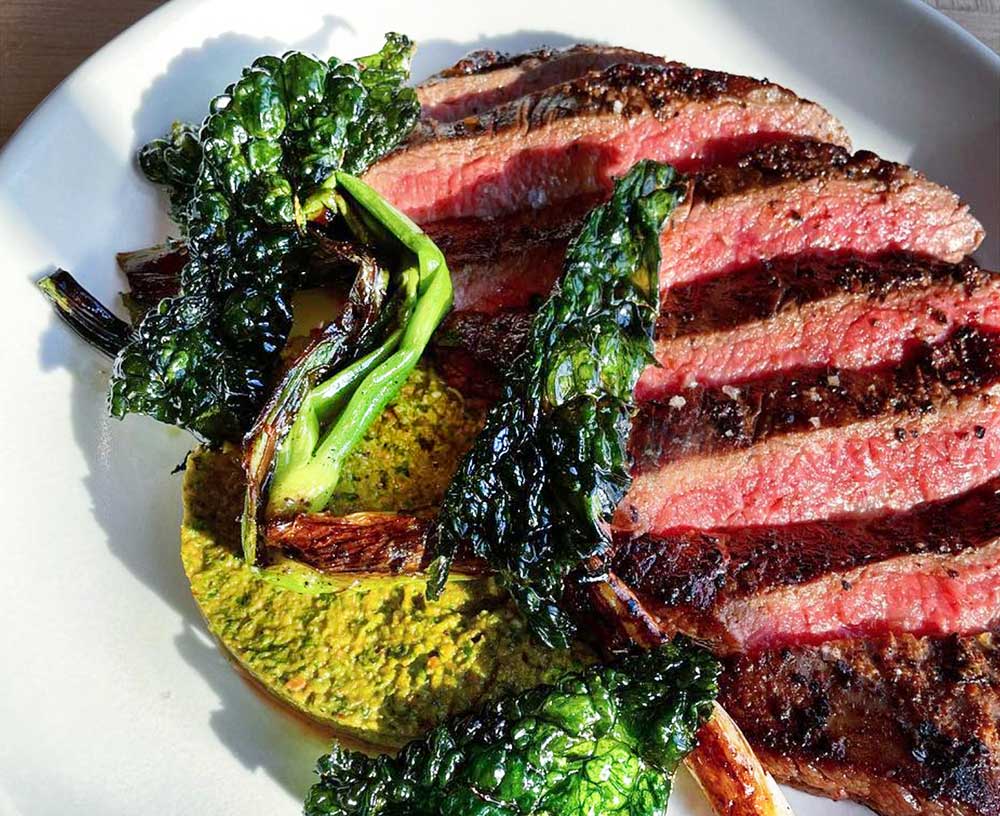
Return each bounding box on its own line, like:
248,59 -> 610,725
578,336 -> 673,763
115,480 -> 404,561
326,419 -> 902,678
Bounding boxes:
423,197 -> 596,311
366,65 -> 850,222
610,477 -> 1000,653
434,254 -> 1000,400
619,327 -> 1000,533
432,310 -> 535,400
720,631 -> 1000,816
421,141 -> 984,328
643,253 -> 1000,398
659,140 -> 983,290
417,44 -> 671,122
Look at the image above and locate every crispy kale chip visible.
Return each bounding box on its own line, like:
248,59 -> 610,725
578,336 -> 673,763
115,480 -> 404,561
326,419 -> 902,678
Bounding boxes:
137,122 -> 202,226
304,639 -> 719,816
429,161 -> 690,648
112,34 -> 420,442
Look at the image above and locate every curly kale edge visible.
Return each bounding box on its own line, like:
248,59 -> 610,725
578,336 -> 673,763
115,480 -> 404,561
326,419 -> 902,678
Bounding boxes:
305,638 -> 719,816
112,34 -> 420,443
429,160 -> 691,648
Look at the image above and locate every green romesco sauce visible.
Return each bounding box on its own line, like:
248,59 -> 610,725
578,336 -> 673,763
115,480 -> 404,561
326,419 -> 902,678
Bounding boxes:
181,365 -> 591,749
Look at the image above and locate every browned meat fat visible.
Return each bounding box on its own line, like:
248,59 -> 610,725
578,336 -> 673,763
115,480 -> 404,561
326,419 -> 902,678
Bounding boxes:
721,631 -> 1000,816
416,43 -> 672,121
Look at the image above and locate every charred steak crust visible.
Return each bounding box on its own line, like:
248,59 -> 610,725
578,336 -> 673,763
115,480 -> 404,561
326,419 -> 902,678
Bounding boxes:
416,45 -> 676,123
419,43 -> 667,82
657,253 -> 996,339
423,197 -> 596,267
422,198 -> 598,312
610,476 -> 1000,609
434,310 -> 536,365
432,310 -> 536,399
422,46 -> 561,80
695,138 -> 911,201
720,632 -> 1000,816
411,63 -> 842,141
630,326 -> 1000,471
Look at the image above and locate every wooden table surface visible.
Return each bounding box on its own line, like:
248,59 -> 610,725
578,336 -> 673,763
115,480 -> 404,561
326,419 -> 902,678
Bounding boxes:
1,0 -> 997,145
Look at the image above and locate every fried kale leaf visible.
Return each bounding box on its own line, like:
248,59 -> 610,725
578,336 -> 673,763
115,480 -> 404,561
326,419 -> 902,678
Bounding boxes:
305,639 -> 719,816
113,34 -> 419,442
429,161 -> 690,647
137,122 -> 202,226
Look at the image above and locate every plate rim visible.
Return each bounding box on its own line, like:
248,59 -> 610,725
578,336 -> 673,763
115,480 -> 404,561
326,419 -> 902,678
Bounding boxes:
2,0 -> 997,161
0,1 -> 997,813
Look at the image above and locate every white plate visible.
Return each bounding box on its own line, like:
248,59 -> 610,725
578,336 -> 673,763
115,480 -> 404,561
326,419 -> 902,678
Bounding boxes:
0,1 -> 997,813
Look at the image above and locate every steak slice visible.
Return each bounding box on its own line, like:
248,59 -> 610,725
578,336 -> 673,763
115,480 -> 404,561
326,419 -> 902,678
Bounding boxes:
659,139 -> 983,290
420,141 -> 984,326
432,310 -> 535,400
619,327 -> 1000,533
434,254 -> 1000,400
610,477 -> 1000,653
416,44 -> 671,122
720,631 -> 1000,816
423,196 -> 597,311
365,64 -> 850,222
643,253 -> 1000,398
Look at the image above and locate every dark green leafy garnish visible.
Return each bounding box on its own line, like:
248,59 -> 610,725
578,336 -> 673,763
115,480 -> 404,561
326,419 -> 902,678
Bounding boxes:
429,160 -> 689,648
111,34 -> 420,442
305,639 -> 719,816
137,122 -> 202,226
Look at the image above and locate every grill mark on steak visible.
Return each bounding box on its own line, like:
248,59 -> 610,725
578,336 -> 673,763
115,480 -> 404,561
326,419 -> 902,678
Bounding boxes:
657,252 -> 997,339
433,254 -> 1000,401
365,66 -> 850,222
630,326 -> 1000,472
608,477 -> 1000,652
612,476 -> 1000,605
412,139 -> 983,327
720,632 -> 1000,816
416,44 -> 672,122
